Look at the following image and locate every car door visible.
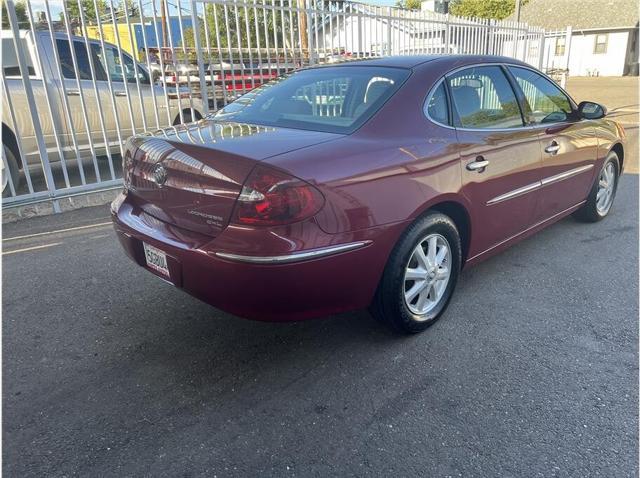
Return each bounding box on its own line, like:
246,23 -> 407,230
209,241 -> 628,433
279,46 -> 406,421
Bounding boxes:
91,43 -> 148,140
53,38 -> 108,160
507,66 -> 599,222
448,65 -> 543,258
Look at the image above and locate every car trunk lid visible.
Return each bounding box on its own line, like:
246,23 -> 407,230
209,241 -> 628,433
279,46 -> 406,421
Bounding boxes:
124,120 -> 340,236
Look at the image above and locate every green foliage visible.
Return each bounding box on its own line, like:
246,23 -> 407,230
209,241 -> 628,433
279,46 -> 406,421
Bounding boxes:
1,0 -> 28,28
395,0 -> 422,10
63,0 -> 135,24
449,0 -> 528,20
182,2 -> 299,54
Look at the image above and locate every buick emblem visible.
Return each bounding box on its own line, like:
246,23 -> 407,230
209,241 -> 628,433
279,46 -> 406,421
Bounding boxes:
152,164 -> 168,186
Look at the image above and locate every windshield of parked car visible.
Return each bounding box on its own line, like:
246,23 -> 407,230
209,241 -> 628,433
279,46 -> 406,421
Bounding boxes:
213,66 -> 411,134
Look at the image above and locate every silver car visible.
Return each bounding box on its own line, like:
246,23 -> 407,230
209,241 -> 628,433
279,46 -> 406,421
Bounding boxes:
1,30 -> 205,194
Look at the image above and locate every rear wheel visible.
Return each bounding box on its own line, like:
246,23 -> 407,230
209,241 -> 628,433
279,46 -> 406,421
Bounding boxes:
2,144 -> 20,198
573,151 -> 620,222
371,212 -> 461,334
173,109 -> 202,125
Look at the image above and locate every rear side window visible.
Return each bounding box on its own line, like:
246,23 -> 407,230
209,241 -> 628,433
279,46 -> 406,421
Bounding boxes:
2,37 -> 36,77
425,82 -> 449,125
214,66 -> 410,134
447,66 -> 523,129
508,66 -> 572,124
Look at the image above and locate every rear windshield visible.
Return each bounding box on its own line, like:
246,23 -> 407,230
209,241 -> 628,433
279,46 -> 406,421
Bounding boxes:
213,66 -> 410,134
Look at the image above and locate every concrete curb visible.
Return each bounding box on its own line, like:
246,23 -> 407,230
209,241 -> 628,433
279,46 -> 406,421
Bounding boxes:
2,189 -> 119,224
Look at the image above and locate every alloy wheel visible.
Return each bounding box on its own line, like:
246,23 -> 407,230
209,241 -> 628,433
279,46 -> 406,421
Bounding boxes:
403,233 -> 452,317
596,161 -> 616,215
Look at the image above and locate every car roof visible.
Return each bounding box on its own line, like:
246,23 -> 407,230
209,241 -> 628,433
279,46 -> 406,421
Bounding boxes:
324,54 -> 530,69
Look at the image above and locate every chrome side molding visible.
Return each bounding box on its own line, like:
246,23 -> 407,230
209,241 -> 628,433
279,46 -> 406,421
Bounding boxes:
540,164 -> 594,186
487,164 -> 595,206
215,241 -> 372,264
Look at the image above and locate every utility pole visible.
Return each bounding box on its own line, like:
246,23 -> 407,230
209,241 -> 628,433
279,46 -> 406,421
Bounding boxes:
161,0 -> 168,48
515,0 -> 522,23
298,0 -> 308,59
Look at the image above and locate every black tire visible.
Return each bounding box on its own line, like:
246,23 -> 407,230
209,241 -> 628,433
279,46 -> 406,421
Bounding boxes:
371,212 -> 462,334
2,144 -> 20,198
173,109 -> 202,125
573,151 -> 620,222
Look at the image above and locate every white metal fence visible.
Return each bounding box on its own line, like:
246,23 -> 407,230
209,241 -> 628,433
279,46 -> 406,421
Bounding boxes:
1,0 -> 545,209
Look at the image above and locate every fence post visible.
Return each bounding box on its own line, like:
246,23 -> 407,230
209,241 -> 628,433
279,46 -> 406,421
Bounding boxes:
5,0 -> 59,210
444,14 -> 450,53
487,20 -> 494,55
387,7 -> 392,55
564,25 -> 573,76
306,0 -> 315,64
538,29 -> 544,70
190,0 -> 209,115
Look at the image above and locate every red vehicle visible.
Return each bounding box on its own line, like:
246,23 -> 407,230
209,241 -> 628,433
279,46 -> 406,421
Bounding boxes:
112,55 -> 626,333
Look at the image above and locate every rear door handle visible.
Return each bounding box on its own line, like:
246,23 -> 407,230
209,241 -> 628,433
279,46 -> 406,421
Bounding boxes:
66,89 -> 80,96
466,156 -> 490,172
545,141 -> 560,155
114,91 -> 127,97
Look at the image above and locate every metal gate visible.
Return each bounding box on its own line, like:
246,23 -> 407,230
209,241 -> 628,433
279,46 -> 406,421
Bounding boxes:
1,0 -> 545,210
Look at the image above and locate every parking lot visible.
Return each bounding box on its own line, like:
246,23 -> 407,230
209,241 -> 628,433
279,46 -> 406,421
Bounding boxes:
3,168 -> 638,475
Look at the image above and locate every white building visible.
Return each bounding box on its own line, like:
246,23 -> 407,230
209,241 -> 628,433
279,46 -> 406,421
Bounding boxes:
516,0 -> 639,76
314,3 -> 449,57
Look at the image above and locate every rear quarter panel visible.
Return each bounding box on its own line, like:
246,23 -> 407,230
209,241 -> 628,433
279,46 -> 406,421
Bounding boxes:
264,61 -> 466,235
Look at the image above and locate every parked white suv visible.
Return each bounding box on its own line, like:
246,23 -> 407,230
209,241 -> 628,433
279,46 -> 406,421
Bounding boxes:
1,30 -> 205,194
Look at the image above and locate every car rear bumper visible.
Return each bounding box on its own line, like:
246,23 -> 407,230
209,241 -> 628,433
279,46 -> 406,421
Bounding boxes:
111,193 -> 401,322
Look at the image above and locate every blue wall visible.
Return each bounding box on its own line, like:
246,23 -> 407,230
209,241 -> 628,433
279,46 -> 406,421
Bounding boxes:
134,17 -> 194,49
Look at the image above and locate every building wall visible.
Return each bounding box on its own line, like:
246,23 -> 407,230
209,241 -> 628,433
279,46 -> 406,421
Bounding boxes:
568,30 -> 630,76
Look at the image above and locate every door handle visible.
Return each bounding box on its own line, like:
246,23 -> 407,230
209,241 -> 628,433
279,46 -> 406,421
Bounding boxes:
66,89 -> 80,96
545,141 -> 560,155
114,91 -> 127,97
466,156 -> 490,172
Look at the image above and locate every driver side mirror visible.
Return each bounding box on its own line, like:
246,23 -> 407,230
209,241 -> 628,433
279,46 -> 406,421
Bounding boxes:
578,101 -> 607,120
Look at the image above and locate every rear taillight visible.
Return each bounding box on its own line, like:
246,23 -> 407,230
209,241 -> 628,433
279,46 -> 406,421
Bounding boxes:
232,165 -> 324,226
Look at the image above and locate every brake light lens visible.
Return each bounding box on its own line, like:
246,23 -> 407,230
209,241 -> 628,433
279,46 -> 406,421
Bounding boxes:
232,165 -> 325,226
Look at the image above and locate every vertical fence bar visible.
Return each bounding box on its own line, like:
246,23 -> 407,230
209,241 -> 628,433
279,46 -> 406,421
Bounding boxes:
43,0 -> 86,185
1,74 -> 34,194
138,0 -> 162,130
76,0 -> 116,181
24,1 -> 70,188
191,0 -> 210,115
5,0 -> 57,203
152,0 -> 175,125
107,0 -> 137,132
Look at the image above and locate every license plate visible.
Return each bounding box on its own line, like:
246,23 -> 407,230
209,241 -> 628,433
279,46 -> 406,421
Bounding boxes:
143,242 -> 169,277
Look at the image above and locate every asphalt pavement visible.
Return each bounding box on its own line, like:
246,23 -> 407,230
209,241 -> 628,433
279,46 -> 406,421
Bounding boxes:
3,175 -> 639,477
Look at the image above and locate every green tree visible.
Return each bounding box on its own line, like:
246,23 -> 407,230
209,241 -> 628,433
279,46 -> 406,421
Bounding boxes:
1,0 -> 29,28
182,2 -> 299,58
396,0 -> 422,10
449,0 -> 528,20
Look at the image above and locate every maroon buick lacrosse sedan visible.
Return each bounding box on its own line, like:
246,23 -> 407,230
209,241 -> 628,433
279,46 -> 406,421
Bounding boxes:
112,55 -> 626,333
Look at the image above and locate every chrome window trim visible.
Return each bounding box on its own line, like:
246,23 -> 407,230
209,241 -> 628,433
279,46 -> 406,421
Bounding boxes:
215,240 -> 372,264
487,164 -> 595,206
423,61 -> 579,132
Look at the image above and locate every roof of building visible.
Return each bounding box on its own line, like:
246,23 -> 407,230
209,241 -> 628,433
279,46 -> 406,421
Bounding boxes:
512,0 -> 639,31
